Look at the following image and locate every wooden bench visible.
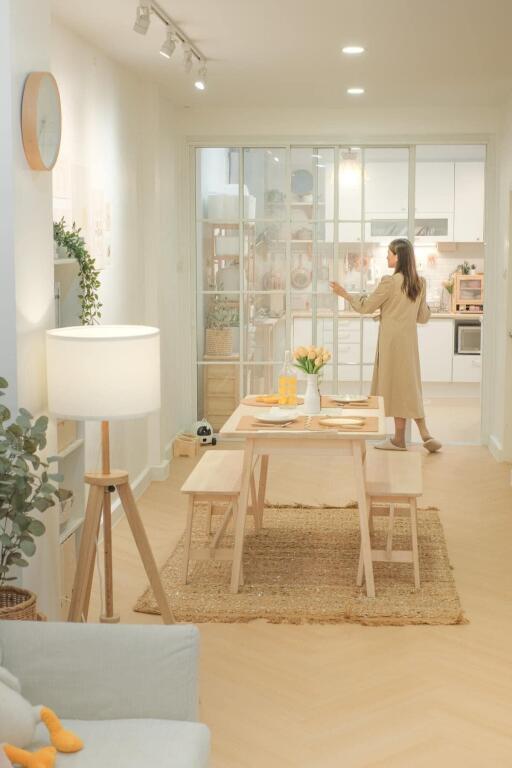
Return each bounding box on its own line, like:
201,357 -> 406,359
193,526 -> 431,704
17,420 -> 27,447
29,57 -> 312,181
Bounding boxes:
358,451 -> 423,590
180,450 -> 261,588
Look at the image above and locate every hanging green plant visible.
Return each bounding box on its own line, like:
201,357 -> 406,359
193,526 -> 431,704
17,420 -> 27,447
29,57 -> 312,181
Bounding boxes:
53,218 -> 102,325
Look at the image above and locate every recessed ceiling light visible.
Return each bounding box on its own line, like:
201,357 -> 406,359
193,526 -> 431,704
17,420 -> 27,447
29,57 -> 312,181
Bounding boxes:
347,87 -> 365,95
342,46 -> 365,55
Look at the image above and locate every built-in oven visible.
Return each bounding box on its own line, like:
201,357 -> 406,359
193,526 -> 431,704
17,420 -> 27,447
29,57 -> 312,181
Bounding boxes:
455,321 -> 481,354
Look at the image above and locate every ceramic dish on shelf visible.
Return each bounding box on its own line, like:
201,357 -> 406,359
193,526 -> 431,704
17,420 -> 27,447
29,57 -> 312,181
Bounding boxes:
329,394 -> 369,403
255,409 -> 299,424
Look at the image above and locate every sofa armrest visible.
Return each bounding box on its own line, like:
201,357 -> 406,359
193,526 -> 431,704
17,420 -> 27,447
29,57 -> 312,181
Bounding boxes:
0,621 -> 200,721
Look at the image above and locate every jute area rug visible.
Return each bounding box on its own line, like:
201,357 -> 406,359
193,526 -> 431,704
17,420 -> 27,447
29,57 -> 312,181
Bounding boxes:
134,504 -> 466,626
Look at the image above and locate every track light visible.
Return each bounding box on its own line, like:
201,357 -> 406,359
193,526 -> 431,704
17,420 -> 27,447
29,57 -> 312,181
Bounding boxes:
132,4 -> 208,90
194,63 -> 207,90
133,4 -> 151,34
183,44 -> 193,73
160,27 -> 177,59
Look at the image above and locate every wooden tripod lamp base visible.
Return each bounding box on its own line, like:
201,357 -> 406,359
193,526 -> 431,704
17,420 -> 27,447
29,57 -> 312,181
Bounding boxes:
67,425 -> 175,624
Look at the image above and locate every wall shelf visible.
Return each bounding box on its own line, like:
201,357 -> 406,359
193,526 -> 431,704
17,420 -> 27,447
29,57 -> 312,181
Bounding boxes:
54,258 -> 77,265
59,514 -> 85,545
56,438 -> 84,460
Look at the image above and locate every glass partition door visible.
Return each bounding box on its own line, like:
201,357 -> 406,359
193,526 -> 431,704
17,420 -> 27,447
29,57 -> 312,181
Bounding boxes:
196,145 -> 410,430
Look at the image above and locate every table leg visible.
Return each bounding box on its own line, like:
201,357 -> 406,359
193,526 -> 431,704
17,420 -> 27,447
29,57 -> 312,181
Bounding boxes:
230,438 -> 254,593
352,440 -> 375,598
257,454 -> 269,529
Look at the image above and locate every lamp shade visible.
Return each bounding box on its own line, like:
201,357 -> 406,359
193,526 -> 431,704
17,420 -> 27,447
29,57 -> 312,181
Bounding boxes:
46,325 -> 160,421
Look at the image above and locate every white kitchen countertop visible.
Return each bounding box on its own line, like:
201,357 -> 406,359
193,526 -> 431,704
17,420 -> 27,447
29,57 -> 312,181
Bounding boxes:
291,310 -> 482,321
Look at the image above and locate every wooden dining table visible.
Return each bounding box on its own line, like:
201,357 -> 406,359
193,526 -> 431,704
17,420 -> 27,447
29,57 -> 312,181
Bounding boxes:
220,396 -> 387,598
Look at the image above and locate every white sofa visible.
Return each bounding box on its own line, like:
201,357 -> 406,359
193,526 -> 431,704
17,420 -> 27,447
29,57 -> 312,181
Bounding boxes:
0,620 -> 210,767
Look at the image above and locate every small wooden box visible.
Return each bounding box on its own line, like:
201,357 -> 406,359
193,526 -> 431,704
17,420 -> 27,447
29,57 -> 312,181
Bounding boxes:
57,420 -> 77,452
173,433 -> 199,458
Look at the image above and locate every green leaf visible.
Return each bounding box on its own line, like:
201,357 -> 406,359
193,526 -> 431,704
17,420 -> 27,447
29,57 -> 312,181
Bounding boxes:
33,497 -> 52,513
27,519 -> 45,536
19,538 -> 36,557
0,377 -> 8,389
34,415 -> 49,432
48,473 -> 64,482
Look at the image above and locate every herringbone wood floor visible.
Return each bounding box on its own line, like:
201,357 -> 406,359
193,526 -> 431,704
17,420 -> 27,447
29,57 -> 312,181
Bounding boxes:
89,445 -> 512,767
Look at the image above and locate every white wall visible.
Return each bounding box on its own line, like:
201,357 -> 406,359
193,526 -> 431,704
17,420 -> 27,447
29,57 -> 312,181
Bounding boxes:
490,99 -> 512,460
0,0 -> 60,617
178,105 -> 501,141
51,20 -> 192,485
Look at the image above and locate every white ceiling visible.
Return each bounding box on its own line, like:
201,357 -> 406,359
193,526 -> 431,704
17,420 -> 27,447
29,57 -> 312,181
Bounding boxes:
51,0 -> 512,109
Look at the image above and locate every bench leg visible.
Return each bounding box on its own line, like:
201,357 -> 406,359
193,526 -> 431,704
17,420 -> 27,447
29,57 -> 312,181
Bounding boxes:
210,501 -> 234,550
205,501 -> 213,534
410,497 -> 420,589
250,471 -> 260,533
386,504 -> 395,560
181,495 -> 195,585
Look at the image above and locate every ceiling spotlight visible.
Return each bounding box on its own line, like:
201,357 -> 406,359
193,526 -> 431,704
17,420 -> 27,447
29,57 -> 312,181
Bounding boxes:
133,4 -> 151,35
347,87 -> 365,95
160,27 -> 177,59
194,63 -> 207,90
183,45 -> 193,73
342,45 -> 365,55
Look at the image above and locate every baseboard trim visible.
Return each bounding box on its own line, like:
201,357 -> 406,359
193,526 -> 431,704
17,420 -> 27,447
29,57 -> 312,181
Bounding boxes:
488,434 -> 503,461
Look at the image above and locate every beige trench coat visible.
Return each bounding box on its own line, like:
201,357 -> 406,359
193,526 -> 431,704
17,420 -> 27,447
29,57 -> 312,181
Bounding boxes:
347,273 -> 430,418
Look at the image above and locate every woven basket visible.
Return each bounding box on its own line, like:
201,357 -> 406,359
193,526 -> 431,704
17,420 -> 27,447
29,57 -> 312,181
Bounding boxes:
205,328 -> 233,356
0,586 -> 38,621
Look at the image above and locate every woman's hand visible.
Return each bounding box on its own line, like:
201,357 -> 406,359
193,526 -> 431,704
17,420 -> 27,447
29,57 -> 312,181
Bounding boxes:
329,281 -> 349,299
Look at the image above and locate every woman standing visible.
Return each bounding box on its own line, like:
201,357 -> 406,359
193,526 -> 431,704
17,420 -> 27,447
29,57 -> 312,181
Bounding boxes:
330,238 -> 441,452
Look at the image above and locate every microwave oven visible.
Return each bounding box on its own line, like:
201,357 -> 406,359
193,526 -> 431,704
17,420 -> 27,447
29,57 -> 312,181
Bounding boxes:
456,323 -> 481,354
452,274 -> 484,313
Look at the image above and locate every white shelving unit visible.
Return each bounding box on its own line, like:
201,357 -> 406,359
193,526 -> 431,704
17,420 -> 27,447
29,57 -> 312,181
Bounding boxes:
53,254 -> 85,618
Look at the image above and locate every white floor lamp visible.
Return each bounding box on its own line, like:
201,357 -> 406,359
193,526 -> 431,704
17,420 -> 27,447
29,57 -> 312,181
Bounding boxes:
46,325 -> 174,624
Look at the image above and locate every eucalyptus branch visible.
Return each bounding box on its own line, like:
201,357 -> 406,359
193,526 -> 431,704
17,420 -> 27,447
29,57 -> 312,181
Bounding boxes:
53,218 -> 102,325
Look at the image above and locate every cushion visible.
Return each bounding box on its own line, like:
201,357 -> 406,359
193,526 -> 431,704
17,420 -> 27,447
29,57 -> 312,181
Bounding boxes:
33,718 -> 210,768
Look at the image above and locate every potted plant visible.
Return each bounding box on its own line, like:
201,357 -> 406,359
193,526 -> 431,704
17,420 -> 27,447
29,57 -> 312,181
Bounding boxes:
0,378 -> 61,619
205,297 -> 239,356
53,218 -> 102,325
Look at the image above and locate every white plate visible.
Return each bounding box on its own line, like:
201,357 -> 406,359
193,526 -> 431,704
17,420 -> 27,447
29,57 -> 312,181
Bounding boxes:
330,394 -> 369,403
255,409 -> 299,424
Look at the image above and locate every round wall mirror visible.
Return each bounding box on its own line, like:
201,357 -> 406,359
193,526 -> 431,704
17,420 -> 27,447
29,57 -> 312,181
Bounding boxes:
21,72 -> 62,171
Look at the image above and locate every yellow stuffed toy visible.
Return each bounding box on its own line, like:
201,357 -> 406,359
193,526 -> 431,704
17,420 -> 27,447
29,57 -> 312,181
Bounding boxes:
0,647 -> 83,768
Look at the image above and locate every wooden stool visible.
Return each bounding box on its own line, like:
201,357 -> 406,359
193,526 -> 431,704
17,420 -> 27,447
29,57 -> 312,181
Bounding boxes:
358,451 -> 423,590
180,450 -> 260,587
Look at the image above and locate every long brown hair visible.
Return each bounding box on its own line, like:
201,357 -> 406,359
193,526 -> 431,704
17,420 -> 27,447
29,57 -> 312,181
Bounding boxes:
389,238 -> 422,301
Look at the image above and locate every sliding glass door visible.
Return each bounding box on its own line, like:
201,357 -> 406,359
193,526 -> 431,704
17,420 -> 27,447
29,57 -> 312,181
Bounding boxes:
195,145 -> 412,430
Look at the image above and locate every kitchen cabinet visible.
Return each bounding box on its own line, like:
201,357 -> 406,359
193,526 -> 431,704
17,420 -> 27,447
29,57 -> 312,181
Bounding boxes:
415,162 -> 454,214
365,161 -> 408,216
452,354 -> 481,383
418,320 -> 453,381
453,162 -> 485,242
202,356 -> 240,431
415,162 -> 454,241
363,317 -> 379,363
